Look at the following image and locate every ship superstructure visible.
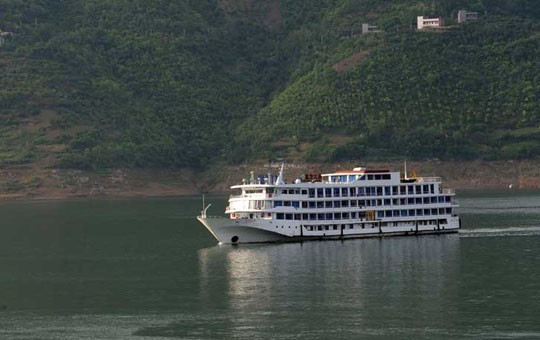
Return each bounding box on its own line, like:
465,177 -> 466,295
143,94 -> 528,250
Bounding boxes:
198,165 -> 459,244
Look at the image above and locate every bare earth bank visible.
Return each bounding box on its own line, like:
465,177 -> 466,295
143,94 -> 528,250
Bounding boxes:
1,160 -> 539,200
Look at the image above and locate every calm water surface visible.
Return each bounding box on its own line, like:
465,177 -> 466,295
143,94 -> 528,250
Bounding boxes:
0,191 -> 539,339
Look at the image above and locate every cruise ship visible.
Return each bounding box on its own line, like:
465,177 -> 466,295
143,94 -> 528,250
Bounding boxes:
197,165 -> 460,244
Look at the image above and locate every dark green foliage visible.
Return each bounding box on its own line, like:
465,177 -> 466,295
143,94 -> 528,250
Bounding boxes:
235,13 -> 540,162
1,0 -> 540,168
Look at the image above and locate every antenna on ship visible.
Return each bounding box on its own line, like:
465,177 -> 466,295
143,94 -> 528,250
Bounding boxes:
404,160 -> 408,180
275,163 -> 285,185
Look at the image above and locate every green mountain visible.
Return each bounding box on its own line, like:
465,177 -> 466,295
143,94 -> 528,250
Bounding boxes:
1,0 -> 539,169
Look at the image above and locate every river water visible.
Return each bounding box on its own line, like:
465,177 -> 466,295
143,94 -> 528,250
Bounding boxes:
0,191 -> 539,339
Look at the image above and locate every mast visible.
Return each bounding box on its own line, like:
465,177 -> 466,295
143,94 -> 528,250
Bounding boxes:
275,163 -> 285,185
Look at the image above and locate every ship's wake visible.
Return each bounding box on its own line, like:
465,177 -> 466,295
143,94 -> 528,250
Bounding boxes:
460,226 -> 540,238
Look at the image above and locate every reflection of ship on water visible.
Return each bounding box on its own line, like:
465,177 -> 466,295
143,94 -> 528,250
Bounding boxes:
198,235 -> 460,337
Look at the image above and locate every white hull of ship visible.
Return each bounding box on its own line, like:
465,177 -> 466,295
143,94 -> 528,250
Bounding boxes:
197,216 -> 460,244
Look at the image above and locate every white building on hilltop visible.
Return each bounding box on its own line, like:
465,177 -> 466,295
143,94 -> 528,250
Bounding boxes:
458,10 -> 478,23
361,23 -> 381,34
417,16 -> 443,30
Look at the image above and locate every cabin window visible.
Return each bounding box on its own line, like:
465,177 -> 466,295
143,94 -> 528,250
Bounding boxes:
342,200 -> 349,208
294,214 -> 301,220
317,201 -> 324,208
334,201 -> 341,208
351,212 -> 357,219
367,175 -> 374,180
302,202 -> 308,208
325,188 -> 332,197
325,201 -> 333,208
301,189 -> 307,195
309,202 -> 316,208
333,188 -> 340,197
408,186 -> 414,194
384,199 -> 391,206
341,188 -> 348,197
384,187 -> 391,195
377,187 -> 383,196
392,186 -> 398,195
385,210 -> 392,217
350,188 -> 356,196
284,201 -> 291,206
318,213 -> 325,220
340,175 -> 347,182
409,209 -> 415,216
374,174 -> 382,180
326,213 -> 333,220
417,209 -> 423,216
285,214 -> 293,220
310,213 -> 316,220
343,212 -> 349,219
377,211 -> 384,218
423,185 -> 429,193
359,200 -> 366,207
408,198 -> 414,204
292,201 -> 300,208
317,188 -> 324,197
302,214 -> 308,220
276,213 -> 284,220
274,201 -> 283,207
351,200 -> 357,207
415,185 -> 421,194
400,186 -> 406,195
383,174 -> 391,180
349,175 -> 356,182
431,209 -> 438,215
333,213 -> 341,220
308,189 -> 315,198
401,210 -> 408,216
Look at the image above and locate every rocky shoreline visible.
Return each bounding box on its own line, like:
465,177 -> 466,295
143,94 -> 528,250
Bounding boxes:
1,160 -> 540,200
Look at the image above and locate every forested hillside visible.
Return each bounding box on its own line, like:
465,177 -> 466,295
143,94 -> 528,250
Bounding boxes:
1,0 -> 540,170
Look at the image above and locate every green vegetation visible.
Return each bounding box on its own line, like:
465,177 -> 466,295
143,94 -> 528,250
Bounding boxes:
1,0 -> 540,168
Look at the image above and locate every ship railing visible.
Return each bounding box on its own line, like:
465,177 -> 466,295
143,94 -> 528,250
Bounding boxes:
416,177 -> 441,183
442,188 -> 455,194
199,215 -> 224,219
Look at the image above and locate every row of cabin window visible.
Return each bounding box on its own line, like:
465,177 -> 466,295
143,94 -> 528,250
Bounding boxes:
273,196 -> 451,208
278,184 -> 436,197
327,173 -> 392,183
275,208 -> 452,220
304,219 -> 447,231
